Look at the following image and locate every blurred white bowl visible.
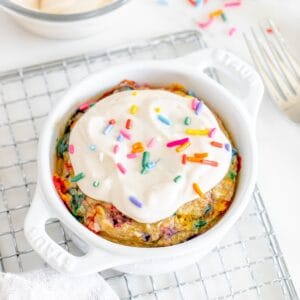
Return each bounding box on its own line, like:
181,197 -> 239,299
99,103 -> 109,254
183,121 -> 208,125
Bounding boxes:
0,0 -> 131,39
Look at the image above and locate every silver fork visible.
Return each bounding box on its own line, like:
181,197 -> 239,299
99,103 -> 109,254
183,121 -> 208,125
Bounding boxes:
243,19 -> 300,124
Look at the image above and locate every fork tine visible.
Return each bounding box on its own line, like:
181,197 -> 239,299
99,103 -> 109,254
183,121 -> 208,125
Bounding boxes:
268,19 -> 300,81
259,25 -> 297,96
250,27 -> 288,101
243,32 -> 285,106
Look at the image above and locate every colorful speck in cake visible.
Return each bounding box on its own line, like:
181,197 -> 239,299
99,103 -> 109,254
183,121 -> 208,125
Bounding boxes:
53,80 -> 240,247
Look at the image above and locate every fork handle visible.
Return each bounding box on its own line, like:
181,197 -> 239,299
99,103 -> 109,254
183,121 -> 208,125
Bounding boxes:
182,48 -> 264,122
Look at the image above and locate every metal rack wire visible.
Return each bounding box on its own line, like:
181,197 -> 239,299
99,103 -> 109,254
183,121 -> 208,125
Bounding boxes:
0,30 -> 298,300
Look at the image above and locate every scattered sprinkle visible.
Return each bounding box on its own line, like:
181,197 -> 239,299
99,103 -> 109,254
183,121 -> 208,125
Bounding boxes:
182,154 -> 187,165
125,119 -> 132,130
103,124 -> 113,135
195,100 -> 203,115
147,137 -> 156,148
193,182 -> 204,197
130,104 -> 138,115
211,141 -> 223,148
173,175 -> 182,183
117,134 -> 124,142
225,143 -> 231,152
116,163 -> 127,174
209,9 -> 223,18
197,17 -> 213,29
146,161 -> 157,169
120,129 -> 131,140
221,12 -> 227,22
71,172 -> 85,182
113,144 -> 119,154
158,114 -> 172,126
89,144 -> 97,151
132,91 -> 138,96
166,137 -> 189,148
69,144 -> 74,154
129,196 -> 143,208
185,128 -> 209,136
79,102 -> 91,111
191,98 -> 199,110
266,28 -> 273,34
109,119 -> 116,125
127,153 -> 138,159
184,116 -> 191,126
176,141 -> 191,153
208,128 -> 217,138
201,160 -> 219,167
132,142 -> 144,153
224,1 -> 241,7
228,27 -> 237,36
187,156 -> 203,162
194,152 -> 209,159
92,180 -> 100,187
142,151 -> 150,168
155,107 -> 161,113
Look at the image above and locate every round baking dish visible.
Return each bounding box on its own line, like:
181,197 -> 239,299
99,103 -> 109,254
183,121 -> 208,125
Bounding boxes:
0,0 -> 131,39
24,48 -> 264,275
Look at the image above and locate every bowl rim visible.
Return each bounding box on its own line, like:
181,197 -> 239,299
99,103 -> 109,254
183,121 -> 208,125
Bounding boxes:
1,0 -> 130,22
38,60 -> 257,257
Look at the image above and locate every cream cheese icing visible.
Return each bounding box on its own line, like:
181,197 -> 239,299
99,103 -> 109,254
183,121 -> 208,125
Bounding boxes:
13,0 -> 112,14
69,90 -> 232,223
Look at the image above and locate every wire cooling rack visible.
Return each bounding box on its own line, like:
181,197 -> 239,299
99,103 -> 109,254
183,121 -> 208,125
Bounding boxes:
0,30 -> 298,300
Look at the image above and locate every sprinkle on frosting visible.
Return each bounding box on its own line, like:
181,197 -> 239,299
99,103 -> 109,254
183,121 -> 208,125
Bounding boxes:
130,105 -> 138,115
176,141 -> 191,153
113,144 -> 119,154
208,128 -> 217,138
129,196 -> 143,208
195,100 -> 203,115
184,116 -> 191,126
125,119 -> 132,130
120,129 -> 131,140
92,180 -> 100,187
71,172 -> 85,182
89,144 -> 97,151
211,141 -> 223,148
157,114 -> 172,126
103,124 -> 113,135
166,137 -> 189,148
185,128 -> 209,136
200,160 -> 219,167
147,137 -> 156,148
193,182 -> 204,197
116,163 -> 127,174
69,144 -> 74,154
173,175 -> 182,183
127,153 -> 138,159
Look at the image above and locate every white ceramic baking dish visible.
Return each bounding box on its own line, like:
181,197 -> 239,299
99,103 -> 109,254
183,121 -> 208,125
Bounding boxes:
24,48 -> 264,275
0,0 -> 131,39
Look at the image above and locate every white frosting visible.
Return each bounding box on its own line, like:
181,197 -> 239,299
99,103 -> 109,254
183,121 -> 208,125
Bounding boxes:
69,90 -> 232,223
13,0 -> 112,14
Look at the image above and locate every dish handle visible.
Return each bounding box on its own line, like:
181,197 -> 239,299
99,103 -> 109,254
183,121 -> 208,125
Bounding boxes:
179,48 -> 264,123
24,188 -> 134,275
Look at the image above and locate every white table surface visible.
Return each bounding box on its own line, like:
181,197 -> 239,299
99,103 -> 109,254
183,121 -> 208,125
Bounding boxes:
0,0 -> 299,295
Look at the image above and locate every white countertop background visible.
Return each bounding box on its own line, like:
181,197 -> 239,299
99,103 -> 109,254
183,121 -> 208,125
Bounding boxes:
0,0 -> 299,295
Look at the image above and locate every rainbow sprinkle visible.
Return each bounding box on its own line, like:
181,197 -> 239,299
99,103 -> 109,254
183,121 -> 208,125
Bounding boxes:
71,172 -> 85,182
176,141 -> 191,153
69,144 -> 74,154
113,144 -> 119,154
129,196 -> 143,208
166,137 -> 189,148
173,175 -> 182,183
127,153 -> 138,159
208,128 -> 217,138
191,98 -> 198,110
120,129 -> 131,140
195,100 -> 203,115
201,160 -> 219,167
147,137 -> 156,148
142,151 -> 150,168
182,154 -> 187,165
117,134 -> 124,142
225,143 -> 231,152
132,142 -> 144,153
155,107 -> 161,113
126,119 -> 132,130
211,141 -> 223,148
158,114 -> 172,126
89,144 -> 97,151
184,116 -> 191,126
130,104 -> 138,115
116,163 -> 127,174
185,128 -> 209,136
193,182 -> 204,197
103,124 -> 113,135
92,180 -> 100,187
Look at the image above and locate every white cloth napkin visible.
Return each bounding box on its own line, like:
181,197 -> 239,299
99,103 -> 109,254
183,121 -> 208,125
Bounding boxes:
0,268 -> 119,300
